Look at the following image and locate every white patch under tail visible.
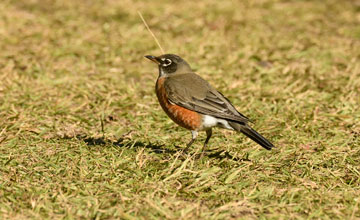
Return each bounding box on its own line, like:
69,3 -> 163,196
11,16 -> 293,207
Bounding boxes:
202,115 -> 234,130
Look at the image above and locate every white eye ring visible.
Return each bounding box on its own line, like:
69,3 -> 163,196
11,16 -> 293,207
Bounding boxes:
162,58 -> 172,67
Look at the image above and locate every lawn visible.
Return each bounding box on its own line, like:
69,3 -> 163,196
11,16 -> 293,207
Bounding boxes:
0,0 -> 360,219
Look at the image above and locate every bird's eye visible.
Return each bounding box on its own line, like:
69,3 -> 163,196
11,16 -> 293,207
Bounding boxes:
162,58 -> 172,67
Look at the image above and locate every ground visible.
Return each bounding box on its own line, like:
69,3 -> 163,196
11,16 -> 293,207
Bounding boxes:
0,0 -> 360,219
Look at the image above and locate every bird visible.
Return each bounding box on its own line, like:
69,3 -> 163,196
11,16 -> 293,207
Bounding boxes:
145,54 -> 274,155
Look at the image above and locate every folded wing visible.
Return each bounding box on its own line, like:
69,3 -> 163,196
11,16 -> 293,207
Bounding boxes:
164,73 -> 250,124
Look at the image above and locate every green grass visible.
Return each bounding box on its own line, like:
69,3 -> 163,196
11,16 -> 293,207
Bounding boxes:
1,0 -> 360,219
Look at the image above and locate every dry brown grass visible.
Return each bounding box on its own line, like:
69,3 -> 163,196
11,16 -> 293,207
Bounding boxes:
0,0 -> 360,219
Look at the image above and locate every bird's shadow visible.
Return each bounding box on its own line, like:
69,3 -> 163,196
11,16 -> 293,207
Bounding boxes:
81,136 -> 178,154
65,135 -> 248,161
206,149 -> 250,162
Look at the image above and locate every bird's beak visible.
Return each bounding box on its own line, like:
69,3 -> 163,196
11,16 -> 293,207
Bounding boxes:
145,55 -> 160,65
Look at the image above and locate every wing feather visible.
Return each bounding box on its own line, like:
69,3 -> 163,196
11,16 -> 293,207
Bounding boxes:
164,73 -> 249,124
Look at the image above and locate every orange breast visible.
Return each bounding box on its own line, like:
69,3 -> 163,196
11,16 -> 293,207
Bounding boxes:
155,77 -> 202,131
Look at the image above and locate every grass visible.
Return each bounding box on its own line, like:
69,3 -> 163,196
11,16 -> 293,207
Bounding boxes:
0,0 -> 360,219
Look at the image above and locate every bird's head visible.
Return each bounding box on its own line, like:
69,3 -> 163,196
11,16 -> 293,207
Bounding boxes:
145,54 -> 191,76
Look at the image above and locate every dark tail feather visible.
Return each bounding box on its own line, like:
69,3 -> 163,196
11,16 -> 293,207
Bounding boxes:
229,122 -> 274,150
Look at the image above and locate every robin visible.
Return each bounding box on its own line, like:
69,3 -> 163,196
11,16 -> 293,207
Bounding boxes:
145,54 -> 274,155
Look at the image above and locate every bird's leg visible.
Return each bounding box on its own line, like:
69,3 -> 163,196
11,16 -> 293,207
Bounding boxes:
183,130 -> 198,152
200,129 -> 212,158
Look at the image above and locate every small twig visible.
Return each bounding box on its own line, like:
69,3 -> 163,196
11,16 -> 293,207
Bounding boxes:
137,11 -> 165,54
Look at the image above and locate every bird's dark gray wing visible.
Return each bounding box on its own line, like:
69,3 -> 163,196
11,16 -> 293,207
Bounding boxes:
164,73 -> 249,124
